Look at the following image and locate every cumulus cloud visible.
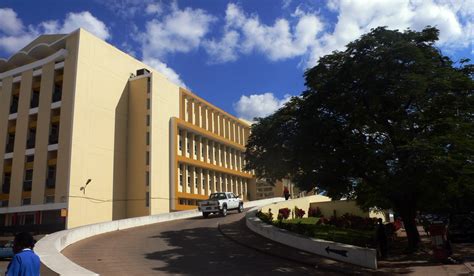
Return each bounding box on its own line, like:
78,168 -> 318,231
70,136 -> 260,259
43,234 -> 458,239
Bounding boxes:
140,6 -> 216,59
234,93 -> 292,121
146,3 -> 162,15
306,0 -> 473,67
144,57 -> 186,87
205,3 -> 324,63
42,11 -> 111,40
97,0 -> 161,18
0,8 -> 110,55
0,8 -> 24,35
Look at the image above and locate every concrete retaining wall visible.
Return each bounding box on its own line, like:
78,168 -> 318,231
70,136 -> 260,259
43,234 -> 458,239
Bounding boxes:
260,195 -> 331,218
35,197 -> 285,276
246,206 -> 378,269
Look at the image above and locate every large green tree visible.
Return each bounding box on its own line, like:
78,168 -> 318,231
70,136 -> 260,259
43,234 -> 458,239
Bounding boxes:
245,27 -> 473,250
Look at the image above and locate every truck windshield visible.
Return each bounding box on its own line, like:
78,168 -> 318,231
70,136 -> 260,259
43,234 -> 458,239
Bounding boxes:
209,193 -> 226,200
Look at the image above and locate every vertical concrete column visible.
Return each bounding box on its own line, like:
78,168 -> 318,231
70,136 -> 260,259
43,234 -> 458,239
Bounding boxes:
180,95 -> 186,120
204,107 -> 208,131
196,167 -> 201,195
191,100 -> 195,125
183,97 -> 189,121
196,103 -> 201,128
231,122 -> 235,142
10,70 -> 33,206
0,77 -> 13,189
178,164 -> 183,193
196,135 -> 201,161
32,62 -> 55,205
56,34 -> 79,205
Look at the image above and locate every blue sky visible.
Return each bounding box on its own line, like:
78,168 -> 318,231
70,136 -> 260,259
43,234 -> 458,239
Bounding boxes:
0,0 -> 472,120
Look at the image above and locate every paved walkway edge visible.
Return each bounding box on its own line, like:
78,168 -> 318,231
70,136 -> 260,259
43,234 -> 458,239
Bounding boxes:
35,197 -> 285,276
245,205 -> 378,270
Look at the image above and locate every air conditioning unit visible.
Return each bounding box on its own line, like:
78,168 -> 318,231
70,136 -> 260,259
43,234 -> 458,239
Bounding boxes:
136,68 -> 150,76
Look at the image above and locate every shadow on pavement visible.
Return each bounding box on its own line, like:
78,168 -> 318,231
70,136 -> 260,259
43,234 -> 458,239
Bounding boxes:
145,224 -> 321,275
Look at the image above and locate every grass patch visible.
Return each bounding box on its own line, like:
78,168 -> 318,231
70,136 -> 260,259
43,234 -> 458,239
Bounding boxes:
272,217 -> 375,248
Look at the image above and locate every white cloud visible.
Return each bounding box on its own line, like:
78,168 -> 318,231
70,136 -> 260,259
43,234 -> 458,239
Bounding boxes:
0,9 -> 110,55
146,3 -> 162,15
204,3 -> 324,64
98,0 -> 159,18
0,8 -> 24,35
282,0 -> 292,9
144,57 -> 186,87
140,6 -> 216,59
307,0 -> 473,67
44,12 -> 111,40
234,93 -> 292,121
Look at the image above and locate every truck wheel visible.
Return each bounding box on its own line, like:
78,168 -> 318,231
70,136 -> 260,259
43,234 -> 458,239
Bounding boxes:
202,212 -> 209,218
221,205 -> 227,217
238,203 -> 243,213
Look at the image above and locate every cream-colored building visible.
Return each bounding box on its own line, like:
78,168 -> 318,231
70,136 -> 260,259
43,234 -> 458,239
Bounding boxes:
0,29 -> 253,231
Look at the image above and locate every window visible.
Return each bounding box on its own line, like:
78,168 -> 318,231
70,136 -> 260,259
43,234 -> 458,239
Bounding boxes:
147,98 -> 151,109
2,173 -> 11,193
146,151 -> 150,165
146,171 -> 150,186
0,200 -> 8,207
53,83 -> 62,102
23,169 -> 33,191
9,95 -> 19,114
27,128 -> 36,149
5,133 -> 14,153
147,115 -> 150,126
187,174 -> 191,188
146,132 -> 150,145
46,165 -> 56,188
49,123 -> 59,144
22,198 -> 31,206
45,195 -> 55,204
30,89 -> 40,108
179,165 -> 183,187
146,192 -> 150,207
26,155 -> 34,163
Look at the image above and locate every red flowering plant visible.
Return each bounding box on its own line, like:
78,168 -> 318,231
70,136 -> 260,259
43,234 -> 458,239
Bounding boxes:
278,208 -> 291,220
295,207 -> 305,218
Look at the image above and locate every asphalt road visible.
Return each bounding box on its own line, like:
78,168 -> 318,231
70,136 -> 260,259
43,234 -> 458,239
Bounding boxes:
62,210 -> 329,275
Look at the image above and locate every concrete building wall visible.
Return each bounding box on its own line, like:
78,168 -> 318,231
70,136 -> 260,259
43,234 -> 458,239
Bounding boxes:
66,30 -> 152,228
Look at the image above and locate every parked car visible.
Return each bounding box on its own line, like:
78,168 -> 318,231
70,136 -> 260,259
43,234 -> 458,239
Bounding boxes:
448,213 -> 474,242
198,192 -> 243,218
0,241 -> 14,259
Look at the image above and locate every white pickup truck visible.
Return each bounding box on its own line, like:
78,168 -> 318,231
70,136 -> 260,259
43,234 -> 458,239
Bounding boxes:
198,192 -> 243,218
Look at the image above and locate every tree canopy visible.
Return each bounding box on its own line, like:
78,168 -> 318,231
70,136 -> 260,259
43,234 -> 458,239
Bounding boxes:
245,27 -> 473,249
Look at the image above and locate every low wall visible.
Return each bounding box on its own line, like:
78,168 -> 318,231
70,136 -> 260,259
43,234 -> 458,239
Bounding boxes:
246,206 -> 378,269
310,200 -> 387,221
35,197 -> 285,276
260,195 -> 331,218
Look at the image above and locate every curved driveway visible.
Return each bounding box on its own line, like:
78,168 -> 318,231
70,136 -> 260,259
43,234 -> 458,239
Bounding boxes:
62,210 -> 332,275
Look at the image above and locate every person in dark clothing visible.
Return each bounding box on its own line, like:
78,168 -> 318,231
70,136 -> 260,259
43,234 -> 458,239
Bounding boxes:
6,232 -> 40,276
376,218 -> 388,259
283,187 -> 290,200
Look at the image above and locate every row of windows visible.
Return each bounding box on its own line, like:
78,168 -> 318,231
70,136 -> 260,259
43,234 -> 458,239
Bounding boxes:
8,69 -> 63,115
178,163 -> 247,196
182,95 -> 248,146
5,108 -> 61,154
1,151 -> 58,206
178,129 -> 247,172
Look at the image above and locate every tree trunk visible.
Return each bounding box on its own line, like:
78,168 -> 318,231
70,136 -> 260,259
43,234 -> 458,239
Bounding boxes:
400,209 -> 420,252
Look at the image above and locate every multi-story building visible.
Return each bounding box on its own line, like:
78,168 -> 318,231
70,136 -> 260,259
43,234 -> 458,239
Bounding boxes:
0,29 -> 253,231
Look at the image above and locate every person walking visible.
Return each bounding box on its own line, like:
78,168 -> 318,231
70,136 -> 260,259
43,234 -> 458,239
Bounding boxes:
6,232 -> 40,276
283,187 -> 290,200
376,218 -> 388,259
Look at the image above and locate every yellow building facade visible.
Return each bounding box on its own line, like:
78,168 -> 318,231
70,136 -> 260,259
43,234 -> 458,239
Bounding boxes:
0,29 -> 253,230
